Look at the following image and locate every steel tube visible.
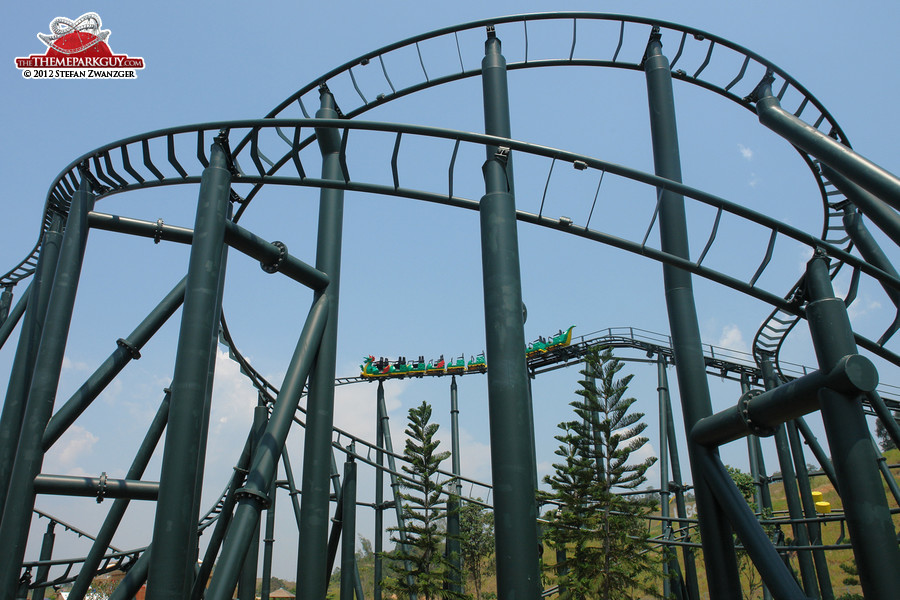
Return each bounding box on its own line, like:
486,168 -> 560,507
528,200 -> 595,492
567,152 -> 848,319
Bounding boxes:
657,356 -> 671,600
0,283 -> 29,351
224,221 -> 329,290
0,178 -> 93,599
479,30 -> 540,599
0,215 -> 63,512
33,474 -> 159,500
868,390 -> 900,454
146,141 -> 231,600
190,435 -> 254,600
31,521 -> 55,600
238,406 -> 269,600
340,459 -> 357,600
296,89 -> 346,600
206,295 -> 329,599
825,166 -> 900,248
760,360 -> 819,598
794,417 -> 839,494
88,212 -> 329,291
69,392 -> 170,600
446,376 -> 463,594
787,421 -> 833,600
755,87 -> 900,212
88,211 -> 194,244
805,255 -> 900,598
43,278 -> 186,450
260,478 -> 277,600
374,383 -> 384,600
697,449 -> 807,599
644,35 -> 740,597
693,355 -> 878,447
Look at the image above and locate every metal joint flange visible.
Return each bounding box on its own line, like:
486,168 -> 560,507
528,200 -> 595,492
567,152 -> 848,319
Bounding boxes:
117,338 -> 141,360
235,486 -> 270,508
153,218 -> 164,244
260,241 -> 287,274
97,471 -> 107,504
738,389 -> 776,438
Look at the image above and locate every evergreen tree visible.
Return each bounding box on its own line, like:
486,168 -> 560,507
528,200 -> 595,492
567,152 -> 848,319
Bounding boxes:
541,347 -> 659,600
875,410 -> 900,451
381,401 -> 463,600
459,500 -> 495,600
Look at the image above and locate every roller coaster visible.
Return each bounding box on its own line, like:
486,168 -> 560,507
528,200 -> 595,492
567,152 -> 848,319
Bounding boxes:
2,10 -> 900,600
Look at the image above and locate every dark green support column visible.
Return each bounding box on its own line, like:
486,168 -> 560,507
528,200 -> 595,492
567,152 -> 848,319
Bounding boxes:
0,177 -> 93,599
261,478 -> 277,600
657,356 -> 672,600
238,406 -> 269,600
760,360 -> 819,598
740,375 -> 773,600
297,87 -> 345,600
805,254 -> 900,598
794,417 -> 839,494
479,28 -> 539,600
0,283 -> 29,351
31,521 -> 56,600
0,286 -> 11,327
662,365 -> 700,600
43,277 -> 186,450
643,32 -> 740,598
340,458 -> 357,600
70,391 -> 171,600
787,421 -> 833,600
374,383 -> 384,600
191,435 -> 254,600
146,139 -> 231,600
110,549 -> 150,600
376,382 -> 416,599
0,214 -> 63,511
205,295 -> 328,599
445,376 -> 463,595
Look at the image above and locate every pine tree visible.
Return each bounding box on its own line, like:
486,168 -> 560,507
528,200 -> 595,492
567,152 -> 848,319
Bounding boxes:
541,347 -> 659,600
381,401 -> 463,600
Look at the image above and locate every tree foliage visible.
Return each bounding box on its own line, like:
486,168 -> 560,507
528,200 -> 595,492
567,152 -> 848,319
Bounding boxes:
540,347 -> 659,599
875,410 -> 900,451
381,401 -> 463,600
459,500 -> 494,600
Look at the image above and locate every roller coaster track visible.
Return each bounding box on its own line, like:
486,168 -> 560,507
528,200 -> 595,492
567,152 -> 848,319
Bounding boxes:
5,12 -> 900,594
2,13 -> 883,382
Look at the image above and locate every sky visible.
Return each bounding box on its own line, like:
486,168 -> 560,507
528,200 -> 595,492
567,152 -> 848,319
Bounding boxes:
2,0 -> 900,584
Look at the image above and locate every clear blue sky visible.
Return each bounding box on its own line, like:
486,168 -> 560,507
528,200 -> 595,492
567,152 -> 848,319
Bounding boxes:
3,0 -> 900,582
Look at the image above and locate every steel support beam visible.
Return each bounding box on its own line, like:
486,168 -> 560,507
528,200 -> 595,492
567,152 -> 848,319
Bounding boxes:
374,382 -> 385,600
445,376 -> 463,595
657,356 -> 672,600
87,212 -> 330,291
31,521 -> 55,600
43,277 -> 186,450
238,406 -> 269,600
825,166 -> 900,248
794,416 -> 839,494
260,477 -> 277,600
206,294 -> 328,598
0,177 -> 94,599
32,474 -> 158,500
755,82 -> 900,211
644,32 -> 740,598
479,28 -> 540,599
697,449 -> 806,599
0,214 -> 63,512
69,392 -> 170,600
340,458 -> 357,600
786,421 -> 833,600
0,283 -> 29,350
146,140 -> 231,600
693,355 -> 877,447
760,360 -> 819,598
805,254 -> 900,598
297,88 -> 346,600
